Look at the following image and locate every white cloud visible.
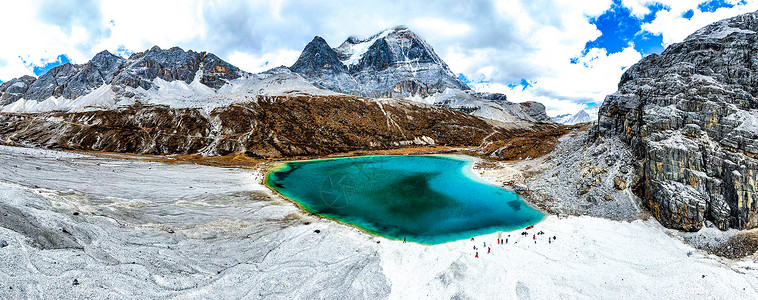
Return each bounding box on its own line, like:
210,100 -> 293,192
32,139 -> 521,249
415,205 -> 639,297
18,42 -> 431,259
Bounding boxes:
227,49 -> 301,73
1,0 -> 757,118
643,0 -> 758,46
409,18 -> 472,39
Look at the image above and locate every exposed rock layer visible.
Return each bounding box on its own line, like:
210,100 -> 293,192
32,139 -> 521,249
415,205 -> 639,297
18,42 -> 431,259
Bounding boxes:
0,95 -> 561,158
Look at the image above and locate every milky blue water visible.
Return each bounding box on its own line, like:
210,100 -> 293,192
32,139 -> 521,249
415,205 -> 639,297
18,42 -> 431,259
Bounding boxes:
266,155 -> 544,244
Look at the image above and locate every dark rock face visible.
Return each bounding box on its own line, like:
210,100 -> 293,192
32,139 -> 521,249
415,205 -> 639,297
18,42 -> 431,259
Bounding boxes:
290,36 -> 358,93
596,11 -> 758,231
291,26 -> 469,98
0,75 -> 36,105
199,52 -> 244,89
23,63 -> 81,101
57,51 -> 125,99
518,101 -> 551,122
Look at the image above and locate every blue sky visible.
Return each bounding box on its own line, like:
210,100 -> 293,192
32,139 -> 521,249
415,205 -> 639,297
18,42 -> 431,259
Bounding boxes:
0,0 -> 755,115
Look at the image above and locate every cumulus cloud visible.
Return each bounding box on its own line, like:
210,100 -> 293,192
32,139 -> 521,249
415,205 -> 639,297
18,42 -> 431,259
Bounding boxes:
0,0 -> 756,116
642,0 -> 758,46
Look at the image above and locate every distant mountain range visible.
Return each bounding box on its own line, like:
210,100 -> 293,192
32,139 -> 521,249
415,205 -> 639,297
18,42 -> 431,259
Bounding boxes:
552,105 -> 599,125
0,26 -> 563,159
0,26 -> 551,124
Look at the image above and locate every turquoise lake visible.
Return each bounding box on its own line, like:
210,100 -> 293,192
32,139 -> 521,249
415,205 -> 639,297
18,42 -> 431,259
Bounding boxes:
266,155 -> 544,244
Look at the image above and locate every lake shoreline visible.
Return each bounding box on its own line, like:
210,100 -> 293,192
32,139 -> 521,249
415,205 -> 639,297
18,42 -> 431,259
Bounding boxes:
264,154 -> 545,244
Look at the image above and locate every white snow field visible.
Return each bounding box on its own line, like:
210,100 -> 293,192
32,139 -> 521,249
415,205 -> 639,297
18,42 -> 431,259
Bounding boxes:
0,145 -> 757,299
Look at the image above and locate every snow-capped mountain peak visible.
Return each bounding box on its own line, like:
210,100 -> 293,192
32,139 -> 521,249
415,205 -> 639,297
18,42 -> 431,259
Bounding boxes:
291,25 -> 469,98
553,104 -> 599,125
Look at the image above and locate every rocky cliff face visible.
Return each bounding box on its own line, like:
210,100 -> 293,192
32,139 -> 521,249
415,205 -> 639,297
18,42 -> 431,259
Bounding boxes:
596,11 -> 758,231
113,46 -> 245,91
0,95 -> 559,158
291,26 -> 469,98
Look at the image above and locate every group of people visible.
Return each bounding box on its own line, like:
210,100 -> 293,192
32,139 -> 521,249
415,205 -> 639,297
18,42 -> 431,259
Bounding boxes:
472,228 -> 555,257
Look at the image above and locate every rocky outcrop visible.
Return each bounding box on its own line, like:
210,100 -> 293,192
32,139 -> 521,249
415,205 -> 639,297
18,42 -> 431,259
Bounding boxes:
518,101 -> 551,122
0,75 -> 36,105
0,95 -> 557,158
596,11 -> 758,231
291,26 -> 469,98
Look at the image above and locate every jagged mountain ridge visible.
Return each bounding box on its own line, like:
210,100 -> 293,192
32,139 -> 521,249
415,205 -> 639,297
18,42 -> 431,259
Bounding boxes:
291,26 -> 469,99
596,10 -> 758,231
1,37 -> 548,124
0,46 -> 247,108
113,46 -> 245,91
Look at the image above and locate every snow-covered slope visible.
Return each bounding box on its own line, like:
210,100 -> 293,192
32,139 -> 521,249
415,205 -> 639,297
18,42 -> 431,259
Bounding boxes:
0,145 -> 756,298
2,85 -> 123,113
551,113 -> 571,123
